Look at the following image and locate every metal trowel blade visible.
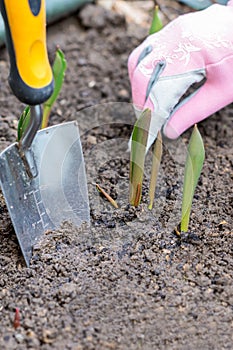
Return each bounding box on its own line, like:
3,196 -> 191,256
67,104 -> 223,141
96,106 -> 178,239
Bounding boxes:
0,121 -> 90,266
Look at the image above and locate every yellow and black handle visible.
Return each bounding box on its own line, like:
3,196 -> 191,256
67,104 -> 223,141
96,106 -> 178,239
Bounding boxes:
0,0 -> 54,105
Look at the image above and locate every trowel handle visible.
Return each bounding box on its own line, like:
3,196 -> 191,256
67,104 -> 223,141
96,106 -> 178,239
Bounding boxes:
0,0 -> 54,105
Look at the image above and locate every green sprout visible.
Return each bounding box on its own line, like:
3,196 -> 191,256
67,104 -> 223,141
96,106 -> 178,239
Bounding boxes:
149,4 -> 163,35
148,131 -> 162,210
129,109 -> 151,206
129,4 -> 205,233
17,47 -> 67,140
146,4 -> 163,209
42,47 -> 67,129
17,105 -> 30,141
129,4 -> 163,207
180,125 -> 205,232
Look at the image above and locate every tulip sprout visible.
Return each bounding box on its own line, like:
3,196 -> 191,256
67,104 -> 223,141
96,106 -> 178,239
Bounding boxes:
130,109 -> 151,206
149,5 -> 163,35
180,125 -> 205,232
42,47 -> 67,129
130,4 -> 206,233
148,131 -> 162,210
17,47 -> 67,140
130,4 -> 163,208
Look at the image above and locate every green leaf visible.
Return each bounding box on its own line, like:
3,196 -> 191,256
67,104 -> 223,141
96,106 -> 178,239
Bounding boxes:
17,105 -> 31,141
129,109 -> 151,206
149,5 -> 163,35
42,47 -> 67,129
181,125 -> 205,232
148,131 -> 163,210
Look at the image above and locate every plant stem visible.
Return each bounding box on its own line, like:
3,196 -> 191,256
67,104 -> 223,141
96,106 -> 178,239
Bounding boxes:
129,109 -> 151,206
148,131 -> 162,209
42,48 -> 67,129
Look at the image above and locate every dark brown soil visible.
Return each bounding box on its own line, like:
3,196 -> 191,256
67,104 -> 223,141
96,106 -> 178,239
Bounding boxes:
0,2 -> 232,349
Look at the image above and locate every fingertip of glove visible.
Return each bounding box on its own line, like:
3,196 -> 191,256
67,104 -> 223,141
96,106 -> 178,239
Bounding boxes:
163,122 -> 182,140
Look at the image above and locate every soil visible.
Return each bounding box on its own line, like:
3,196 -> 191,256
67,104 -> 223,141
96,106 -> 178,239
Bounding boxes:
0,1 -> 232,349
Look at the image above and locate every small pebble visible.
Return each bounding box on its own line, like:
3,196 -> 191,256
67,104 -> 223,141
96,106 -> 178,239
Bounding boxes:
14,333 -> 24,343
118,89 -> 129,100
87,135 -> 97,144
88,80 -> 96,88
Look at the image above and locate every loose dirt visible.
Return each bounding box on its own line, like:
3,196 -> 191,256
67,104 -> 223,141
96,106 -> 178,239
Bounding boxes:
0,2 -> 232,349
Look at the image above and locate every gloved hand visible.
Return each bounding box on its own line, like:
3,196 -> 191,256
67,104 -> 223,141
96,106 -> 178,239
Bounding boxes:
128,2 -> 233,149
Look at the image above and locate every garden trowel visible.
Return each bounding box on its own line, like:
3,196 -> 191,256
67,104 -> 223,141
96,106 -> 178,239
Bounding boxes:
0,0 -> 90,266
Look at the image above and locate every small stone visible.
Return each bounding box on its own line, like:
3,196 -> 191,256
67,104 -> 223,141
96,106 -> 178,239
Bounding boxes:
183,263 -> 190,272
118,89 -> 129,100
42,329 -> 57,344
196,263 -> 203,272
87,135 -> 97,144
86,335 -> 93,342
15,333 -> 24,343
78,58 -> 87,66
144,250 -> 156,261
56,108 -> 62,116
88,80 -> 96,88
60,99 -> 67,106
26,330 -> 40,347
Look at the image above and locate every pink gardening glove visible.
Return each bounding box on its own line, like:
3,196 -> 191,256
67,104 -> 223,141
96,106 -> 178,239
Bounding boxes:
128,2 -> 233,149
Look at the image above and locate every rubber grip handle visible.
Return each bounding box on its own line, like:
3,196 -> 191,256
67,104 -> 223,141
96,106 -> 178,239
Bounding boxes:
0,0 -> 54,105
